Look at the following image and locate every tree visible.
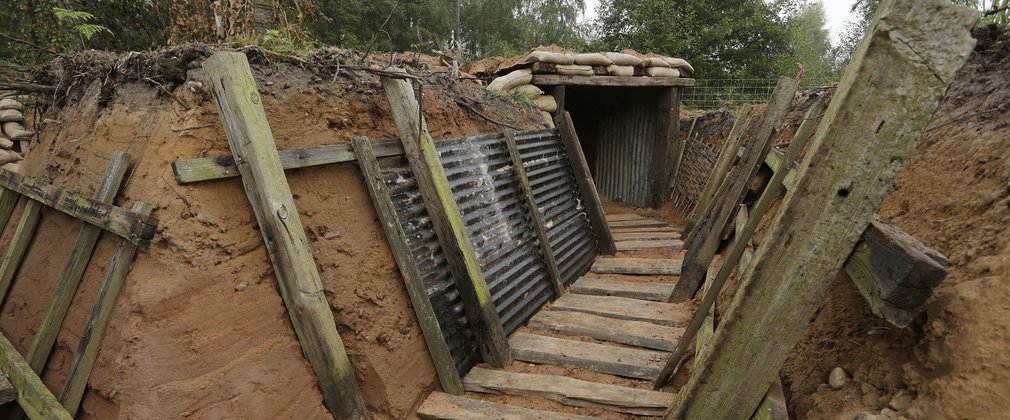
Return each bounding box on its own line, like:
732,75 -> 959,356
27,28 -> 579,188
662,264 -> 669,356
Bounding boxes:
786,2 -> 835,82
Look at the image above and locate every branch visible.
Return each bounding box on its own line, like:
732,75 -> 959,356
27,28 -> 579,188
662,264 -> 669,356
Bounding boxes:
0,33 -> 62,57
0,81 -> 56,93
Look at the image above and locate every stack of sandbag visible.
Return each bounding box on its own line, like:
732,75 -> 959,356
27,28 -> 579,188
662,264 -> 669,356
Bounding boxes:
641,56 -> 695,77
0,98 -> 28,172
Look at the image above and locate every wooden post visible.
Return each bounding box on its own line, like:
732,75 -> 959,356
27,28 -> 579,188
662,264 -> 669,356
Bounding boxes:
0,199 -> 41,304
669,78 -> 799,303
351,137 -> 464,395
555,111 -> 616,255
667,89 -> 687,200
667,1 -> 975,417
26,151 -> 132,374
550,85 -> 566,115
683,104 -> 754,242
503,130 -> 565,297
202,52 -> 368,418
0,188 -> 20,232
0,334 -> 72,420
380,71 -> 512,368
649,87 -> 676,208
653,99 -> 826,388
59,202 -> 153,416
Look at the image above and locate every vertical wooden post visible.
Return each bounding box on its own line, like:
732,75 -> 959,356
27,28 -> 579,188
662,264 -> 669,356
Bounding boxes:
550,85 -> 566,115
0,199 -> 41,304
669,77 -> 799,303
380,71 -> 512,368
59,202 -> 153,417
503,130 -> 565,297
555,111 -> 616,255
0,334 -> 72,420
667,1 -> 975,417
202,52 -> 368,419
667,89 -> 686,200
650,87 -> 677,208
351,137 -> 464,395
26,151 -> 132,374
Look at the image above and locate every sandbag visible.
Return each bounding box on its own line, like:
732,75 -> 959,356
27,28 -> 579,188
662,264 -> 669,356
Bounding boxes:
487,69 -> 533,91
574,53 -> 613,66
2,122 -> 31,140
606,65 -> 635,76
534,95 -> 558,113
526,50 -> 576,65
0,99 -> 21,111
510,84 -> 544,96
0,149 -> 22,165
643,57 -> 671,68
555,64 -> 594,76
540,111 -> 556,128
0,109 -> 23,123
0,137 -> 12,149
0,162 -> 19,173
645,67 -> 681,77
663,57 -> 695,74
605,52 -> 644,67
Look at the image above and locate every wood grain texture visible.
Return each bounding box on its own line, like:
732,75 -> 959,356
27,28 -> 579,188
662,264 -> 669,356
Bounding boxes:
610,226 -> 678,234
570,276 -> 675,301
556,111 -> 616,255
464,367 -> 674,416
608,219 -> 669,228
0,199 -> 41,305
0,187 -> 20,232
510,333 -> 667,380
613,231 -> 681,242
668,1 -> 976,417
551,293 -> 689,327
0,334 -> 72,420
616,239 -> 684,252
531,74 -> 696,87
203,52 -> 368,418
417,391 -> 596,420
649,87 -> 676,207
591,258 -> 682,276
529,310 -> 683,351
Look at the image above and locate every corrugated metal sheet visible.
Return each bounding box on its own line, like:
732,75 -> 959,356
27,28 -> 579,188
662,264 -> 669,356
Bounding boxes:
592,99 -> 658,207
377,155 -> 481,375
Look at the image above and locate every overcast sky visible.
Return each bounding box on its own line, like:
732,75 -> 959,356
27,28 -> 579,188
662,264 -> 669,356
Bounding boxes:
580,0 -> 857,46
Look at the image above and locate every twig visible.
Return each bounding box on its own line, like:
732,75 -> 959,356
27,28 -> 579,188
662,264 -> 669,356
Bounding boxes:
170,123 -> 216,132
0,81 -> 56,93
457,101 -> 524,130
925,107 -> 1002,132
0,33 -> 62,57
144,77 -> 189,110
361,2 -> 399,61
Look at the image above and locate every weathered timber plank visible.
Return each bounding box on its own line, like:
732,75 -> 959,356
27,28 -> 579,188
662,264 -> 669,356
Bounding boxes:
529,310 -> 682,351
382,70 -> 512,368
608,219 -> 669,228
532,74 -> 696,87
0,170 -> 156,245
654,99 -> 826,388
670,77 -> 799,303
464,367 -> 675,416
59,202 -> 152,416
615,240 -> 684,252
613,231 -> 682,242
605,214 -> 648,222
0,374 -> 14,406
570,276 -> 675,302
557,111 -> 616,255
650,87 -> 677,207
510,332 -> 667,380
551,293 -> 689,327
0,187 -> 20,232
203,52 -> 368,418
352,137 -> 463,395
0,199 -> 41,304
0,334 -> 73,420
504,130 -> 565,297
591,258 -> 682,276
752,379 -> 789,420
610,226 -> 678,234
417,391 -> 596,420
172,139 -> 404,184
26,152 -> 131,377
668,1 -> 976,417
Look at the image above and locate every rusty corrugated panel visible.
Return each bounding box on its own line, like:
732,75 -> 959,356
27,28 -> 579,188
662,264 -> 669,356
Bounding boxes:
593,100 -> 658,207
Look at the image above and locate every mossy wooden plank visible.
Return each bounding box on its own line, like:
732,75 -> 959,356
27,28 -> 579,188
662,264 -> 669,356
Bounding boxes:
551,293 -> 690,327
570,276 -> 675,302
0,199 -> 41,305
613,231 -> 681,242
417,391 -> 596,420
463,367 -> 675,416
616,239 -> 684,252
610,226 -> 678,234
0,334 -> 72,420
26,152 -> 131,377
531,74 -> 695,87
608,219 -> 669,228
529,310 -> 683,351
203,52 -> 368,418
352,137 -> 463,395
557,111 -> 617,255
510,332 -> 667,380
667,1 -> 975,417
381,71 -> 512,368
59,202 -> 153,417
591,257 -> 682,276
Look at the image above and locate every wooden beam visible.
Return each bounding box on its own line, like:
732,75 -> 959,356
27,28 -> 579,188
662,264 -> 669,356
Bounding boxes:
608,219 -> 668,228
0,334 -> 72,420
26,151 -> 132,375
570,276 -> 674,302
591,258 -> 682,276
59,201 -> 152,417
667,89 -> 686,202
0,170 -> 156,245
669,77 -> 799,303
551,293 -> 689,327
0,199 -> 41,305
667,1 -> 976,417
0,187 -> 20,232
417,391 -> 596,420
380,70 -> 512,368
649,87 -> 676,207
610,226 -> 678,234
202,52 -> 368,418
556,111 -> 617,255
613,231 -> 681,241
351,137 -> 463,395
529,310 -> 682,351
509,332 -> 667,380
503,130 -> 565,297
531,74 -> 696,87
615,239 -> 683,252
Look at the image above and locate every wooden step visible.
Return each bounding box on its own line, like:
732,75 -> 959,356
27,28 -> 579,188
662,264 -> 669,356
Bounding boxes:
529,310 -> 682,351
591,258 -> 682,275
510,333 -> 667,380
605,214 -> 648,222
570,277 -> 674,301
551,293 -> 689,327
616,240 -> 684,252
417,391 -> 596,419
608,219 -> 669,228
611,226 -> 679,234
613,231 -> 681,241
464,367 -> 674,416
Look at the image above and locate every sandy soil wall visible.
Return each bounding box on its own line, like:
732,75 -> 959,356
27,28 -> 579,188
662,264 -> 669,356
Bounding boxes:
0,48 -> 542,419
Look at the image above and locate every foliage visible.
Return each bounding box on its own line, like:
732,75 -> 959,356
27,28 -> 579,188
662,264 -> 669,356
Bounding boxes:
53,7 -> 113,44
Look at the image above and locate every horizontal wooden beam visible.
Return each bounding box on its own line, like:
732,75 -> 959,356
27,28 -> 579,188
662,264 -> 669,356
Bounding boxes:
0,333 -> 73,420
532,74 -> 696,87
0,170 -> 157,245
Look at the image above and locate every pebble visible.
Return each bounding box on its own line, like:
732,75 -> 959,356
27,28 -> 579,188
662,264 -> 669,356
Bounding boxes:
828,366 -> 851,389
888,390 -> 913,411
235,281 -> 249,291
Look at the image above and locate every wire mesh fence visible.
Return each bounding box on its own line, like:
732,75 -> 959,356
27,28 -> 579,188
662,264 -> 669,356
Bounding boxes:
681,78 -> 837,110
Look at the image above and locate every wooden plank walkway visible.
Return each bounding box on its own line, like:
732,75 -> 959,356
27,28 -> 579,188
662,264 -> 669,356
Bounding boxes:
529,310 -> 682,351
510,333 -> 667,380
616,239 -> 684,252
417,391 -> 597,419
570,276 -> 674,301
552,293 -> 689,327
591,258 -> 682,275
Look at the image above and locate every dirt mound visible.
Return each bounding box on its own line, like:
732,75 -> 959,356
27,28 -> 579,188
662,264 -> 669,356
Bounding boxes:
0,45 -> 543,419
